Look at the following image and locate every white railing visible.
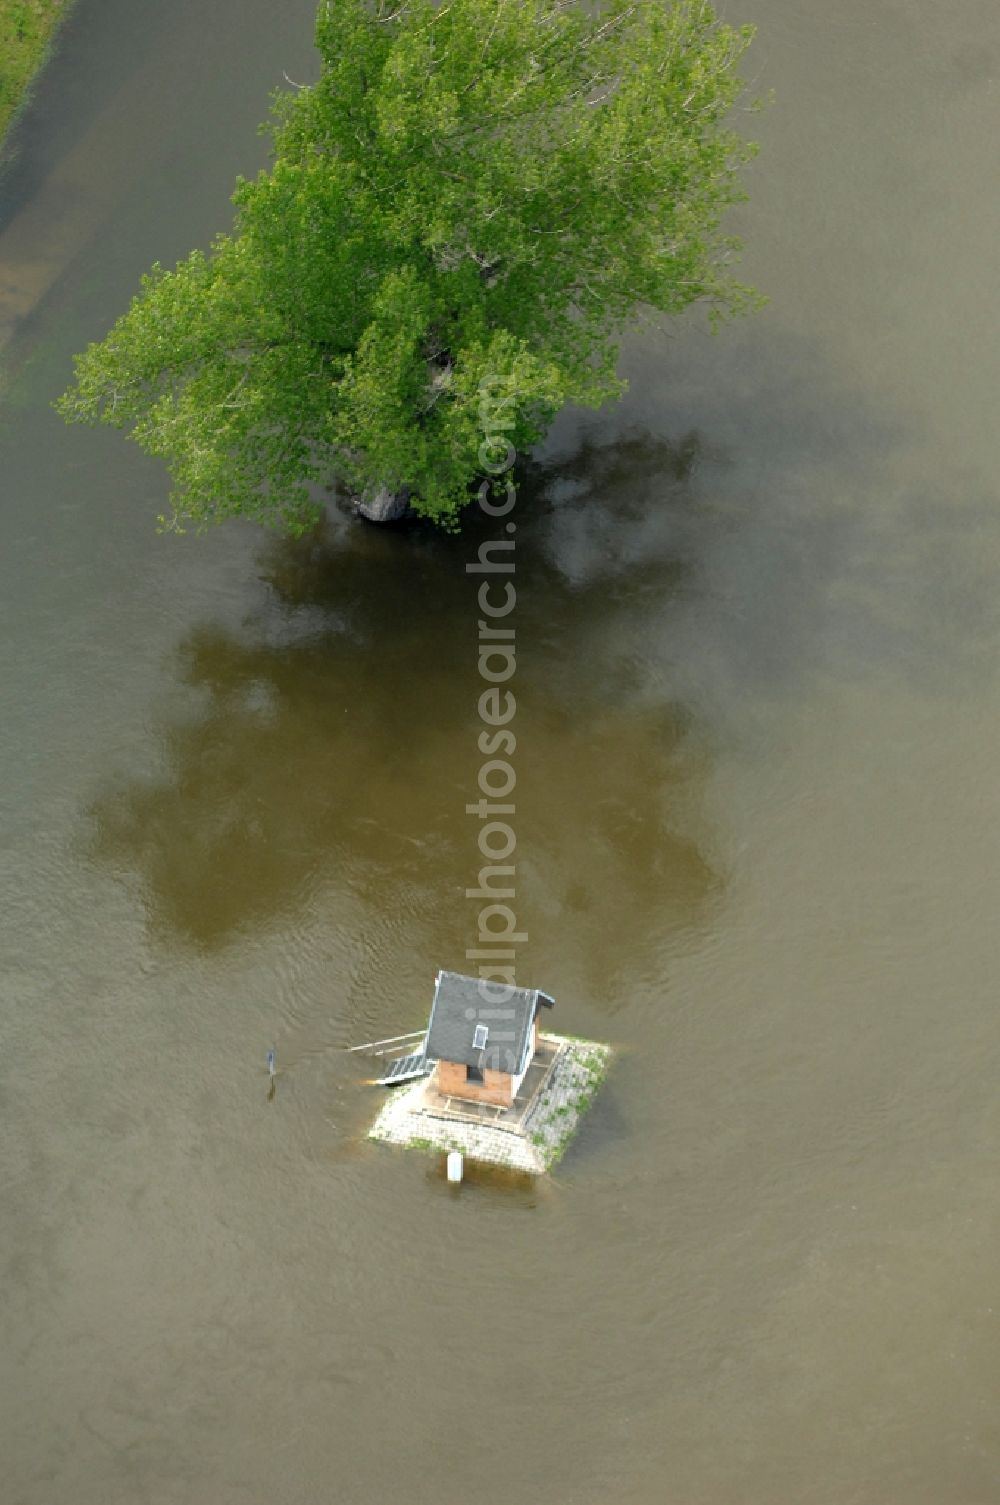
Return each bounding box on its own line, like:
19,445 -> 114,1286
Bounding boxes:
346,1030 -> 427,1058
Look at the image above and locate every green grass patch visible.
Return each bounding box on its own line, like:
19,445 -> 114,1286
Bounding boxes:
0,0 -> 72,146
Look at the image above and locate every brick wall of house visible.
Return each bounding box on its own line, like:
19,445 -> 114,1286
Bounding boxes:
435,1060 -> 514,1107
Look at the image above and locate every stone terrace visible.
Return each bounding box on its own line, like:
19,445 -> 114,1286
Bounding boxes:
368,1034 -> 611,1173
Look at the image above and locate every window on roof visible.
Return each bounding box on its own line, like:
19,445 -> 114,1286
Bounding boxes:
472,1023 -> 489,1049
466,1064 -> 484,1084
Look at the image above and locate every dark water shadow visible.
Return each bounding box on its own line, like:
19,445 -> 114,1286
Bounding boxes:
426,1158 -> 541,1203
84,433 -> 720,983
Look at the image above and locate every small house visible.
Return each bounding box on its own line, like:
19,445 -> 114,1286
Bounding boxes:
424,970 -> 555,1108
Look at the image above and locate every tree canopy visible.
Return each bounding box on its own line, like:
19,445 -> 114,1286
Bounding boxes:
57,0 -> 759,533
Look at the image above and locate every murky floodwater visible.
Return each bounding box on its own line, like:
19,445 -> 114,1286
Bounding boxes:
3,1 -> 1000,1500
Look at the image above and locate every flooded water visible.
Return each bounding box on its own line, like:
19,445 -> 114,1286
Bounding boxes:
3,1 -> 1000,1500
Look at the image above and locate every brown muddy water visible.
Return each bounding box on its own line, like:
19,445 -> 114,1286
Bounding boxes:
2,1 -> 1000,1501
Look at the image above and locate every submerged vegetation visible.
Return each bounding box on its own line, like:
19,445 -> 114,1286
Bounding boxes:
58,0 -> 760,536
0,0 -> 70,145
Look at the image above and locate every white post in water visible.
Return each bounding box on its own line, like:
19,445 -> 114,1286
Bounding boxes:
447,1151 -> 463,1184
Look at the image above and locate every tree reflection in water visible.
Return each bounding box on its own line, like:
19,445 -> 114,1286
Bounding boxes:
87,432 -> 722,1001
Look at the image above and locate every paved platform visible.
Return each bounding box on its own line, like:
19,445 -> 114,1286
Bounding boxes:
367,1034 -> 611,1173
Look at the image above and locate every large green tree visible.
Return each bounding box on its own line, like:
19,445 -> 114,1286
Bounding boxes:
57,0 -> 758,533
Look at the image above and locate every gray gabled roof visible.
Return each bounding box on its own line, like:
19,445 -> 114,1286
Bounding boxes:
424,971 -> 554,1075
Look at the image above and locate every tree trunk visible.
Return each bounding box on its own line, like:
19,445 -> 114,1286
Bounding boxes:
353,485 -> 412,523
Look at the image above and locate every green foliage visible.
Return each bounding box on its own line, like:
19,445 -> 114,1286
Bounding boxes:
0,0 -> 71,144
57,0 -> 759,533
